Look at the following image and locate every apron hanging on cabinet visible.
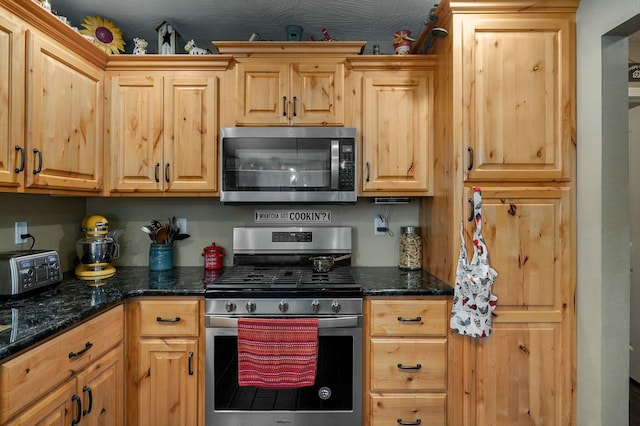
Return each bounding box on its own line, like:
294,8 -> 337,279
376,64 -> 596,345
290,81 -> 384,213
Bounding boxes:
450,186 -> 498,338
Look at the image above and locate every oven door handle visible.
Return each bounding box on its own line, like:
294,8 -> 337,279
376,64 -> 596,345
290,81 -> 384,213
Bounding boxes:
206,316 -> 361,329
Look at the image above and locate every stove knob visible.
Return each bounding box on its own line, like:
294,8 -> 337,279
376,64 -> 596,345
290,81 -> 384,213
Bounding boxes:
246,301 -> 256,313
278,300 -> 289,313
331,300 -> 341,313
311,300 -> 320,313
225,301 -> 236,312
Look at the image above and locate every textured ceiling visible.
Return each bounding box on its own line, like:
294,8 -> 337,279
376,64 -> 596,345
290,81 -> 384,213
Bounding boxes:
50,0 -> 437,55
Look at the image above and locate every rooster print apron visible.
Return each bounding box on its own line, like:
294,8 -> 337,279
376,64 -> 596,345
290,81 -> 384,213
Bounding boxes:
450,187 -> 498,338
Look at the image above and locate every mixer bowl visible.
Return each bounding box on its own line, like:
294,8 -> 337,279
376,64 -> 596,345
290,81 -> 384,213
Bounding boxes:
76,238 -> 119,265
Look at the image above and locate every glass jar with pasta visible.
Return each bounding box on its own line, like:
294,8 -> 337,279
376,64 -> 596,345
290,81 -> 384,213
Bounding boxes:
398,226 -> 423,271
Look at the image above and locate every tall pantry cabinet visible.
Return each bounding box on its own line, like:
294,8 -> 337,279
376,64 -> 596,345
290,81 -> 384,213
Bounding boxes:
423,1 -> 577,425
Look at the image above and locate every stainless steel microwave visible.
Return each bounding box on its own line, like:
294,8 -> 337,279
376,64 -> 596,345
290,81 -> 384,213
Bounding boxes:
220,127 -> 357,204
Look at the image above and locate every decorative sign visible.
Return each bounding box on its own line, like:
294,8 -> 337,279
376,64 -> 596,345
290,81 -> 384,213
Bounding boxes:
630,63 -> 640,82
254,210 -> 331,224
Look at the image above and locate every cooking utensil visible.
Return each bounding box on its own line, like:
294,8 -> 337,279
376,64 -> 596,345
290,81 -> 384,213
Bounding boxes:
309,254 -> 351,273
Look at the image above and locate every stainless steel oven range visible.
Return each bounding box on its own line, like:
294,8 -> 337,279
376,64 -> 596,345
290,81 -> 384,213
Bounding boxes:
204,226 -> 362,426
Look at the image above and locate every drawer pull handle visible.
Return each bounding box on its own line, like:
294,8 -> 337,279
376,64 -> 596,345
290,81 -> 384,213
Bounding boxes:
82,386 -> 93,416
397,316 -> 422,322
156,316 -> 181,323
397,419 -> 421,425
188,351 -> 194,375
15,145 -> 25,173
69,341 -> 93,359
32,148 -> 42,175
397,363 -> 422,370
71,395 -> 82,425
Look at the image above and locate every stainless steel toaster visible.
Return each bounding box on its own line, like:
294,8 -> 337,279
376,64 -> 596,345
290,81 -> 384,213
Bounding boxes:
0,250 -> 62,296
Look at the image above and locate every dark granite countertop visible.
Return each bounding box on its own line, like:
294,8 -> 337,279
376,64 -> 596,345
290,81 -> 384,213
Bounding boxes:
0,266 -> 451,361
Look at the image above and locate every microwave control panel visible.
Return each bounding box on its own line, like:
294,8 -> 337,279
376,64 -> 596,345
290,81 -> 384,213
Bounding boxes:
339,142 -> 355,190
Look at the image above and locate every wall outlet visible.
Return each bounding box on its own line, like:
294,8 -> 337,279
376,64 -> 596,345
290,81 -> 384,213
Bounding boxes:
176,218 -> 187,234
374,217 -> 386,236
15,221 -> 28,244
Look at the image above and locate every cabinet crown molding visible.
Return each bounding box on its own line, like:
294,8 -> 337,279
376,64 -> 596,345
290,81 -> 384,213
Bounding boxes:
212,41 -> 366,57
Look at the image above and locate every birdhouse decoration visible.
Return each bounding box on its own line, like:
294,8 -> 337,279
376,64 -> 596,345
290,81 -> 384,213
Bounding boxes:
156,20 -> 180,54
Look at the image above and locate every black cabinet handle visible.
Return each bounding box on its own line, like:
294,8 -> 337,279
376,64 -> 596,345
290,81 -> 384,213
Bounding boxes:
69,341 -> 93,359
15,145 -> 25,173
32,148 -> 42,175
188,351 -> 194,375
365,162 -> 370,182
165,163 -> 170,183
156,316 -> 181,323
397,316 -> 422,322
82,385 -> 93,416
468,197 -> 474,222
71,395 -> 82,425
467,146 -> 474,171
154,163 -> 160,183
397,363 -> 422,370
282,96 -> 287,116
397,419 -> 421,425
293,96 -> 297,117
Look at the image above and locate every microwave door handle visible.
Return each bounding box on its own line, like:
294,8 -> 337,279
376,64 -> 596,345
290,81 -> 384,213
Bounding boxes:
330,140 -> 340,190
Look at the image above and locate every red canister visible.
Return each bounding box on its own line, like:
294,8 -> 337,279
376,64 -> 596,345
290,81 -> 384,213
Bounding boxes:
202,243 -> 225,270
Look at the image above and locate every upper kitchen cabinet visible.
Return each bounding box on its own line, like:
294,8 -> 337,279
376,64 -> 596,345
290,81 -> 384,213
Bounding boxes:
234,60 -> 344,126
461,15 -> 574,182
0,0 -> 107,194
106,57 -> 231,195
349,57 -> 435,195
27,32 -> 104,192
0,13 -> 25,189
214,41 -> 365,127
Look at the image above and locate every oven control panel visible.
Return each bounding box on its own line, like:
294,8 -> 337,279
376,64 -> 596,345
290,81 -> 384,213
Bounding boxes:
205,298 -> 362,316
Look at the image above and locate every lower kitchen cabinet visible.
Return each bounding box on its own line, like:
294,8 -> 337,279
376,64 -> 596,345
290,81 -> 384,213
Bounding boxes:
0,305 -> 124,425
364,298 -> 449,426
126,297 -> 205,426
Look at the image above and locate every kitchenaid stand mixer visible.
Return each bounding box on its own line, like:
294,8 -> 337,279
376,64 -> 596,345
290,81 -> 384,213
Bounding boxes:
75,215 -> 119,281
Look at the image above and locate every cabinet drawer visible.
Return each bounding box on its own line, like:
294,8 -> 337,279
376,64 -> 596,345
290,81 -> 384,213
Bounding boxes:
139,299 -> 200,336
0,305 -> 124,423
370,299 -> 448,336
370,338 -> 446,391
370,393 -> 446,426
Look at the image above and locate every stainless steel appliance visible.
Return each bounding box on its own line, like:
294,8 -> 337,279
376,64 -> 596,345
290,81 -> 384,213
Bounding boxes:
204,226 -> 362,426
219,127 -> 357,204
0,250 -> 61,296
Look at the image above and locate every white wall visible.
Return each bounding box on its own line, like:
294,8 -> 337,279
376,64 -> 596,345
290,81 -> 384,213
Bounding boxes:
85,197 -> 419,267
577,0 -> 640,424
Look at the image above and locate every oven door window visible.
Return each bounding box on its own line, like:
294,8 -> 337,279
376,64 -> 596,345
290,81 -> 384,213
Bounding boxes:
214,335 -> 353,411
222,138 -> 333,191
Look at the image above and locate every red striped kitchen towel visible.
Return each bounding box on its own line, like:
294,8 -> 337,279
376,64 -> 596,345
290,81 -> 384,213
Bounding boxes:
237,317 -> 319,389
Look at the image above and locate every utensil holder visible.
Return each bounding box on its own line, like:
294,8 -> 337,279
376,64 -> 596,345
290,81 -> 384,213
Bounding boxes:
149,243 -> 174,271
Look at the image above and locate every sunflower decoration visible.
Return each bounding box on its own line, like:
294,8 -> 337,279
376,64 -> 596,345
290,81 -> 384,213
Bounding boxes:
80,16 -> 125,55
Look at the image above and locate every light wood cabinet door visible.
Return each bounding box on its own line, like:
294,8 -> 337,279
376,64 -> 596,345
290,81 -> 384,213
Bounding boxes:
26,32 -> 103,192
0,13 -> 25,190
5,379 -> 76,426
459,322 -> 565,426
75,345 -> 124,426
109,74 -> 164,192
235,60 -> 344,126
136,338 -> 199,426
164,75 -> 218,192
461,15 -> 574,182
361,70 -> 433,194
462,186 -> 571,323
